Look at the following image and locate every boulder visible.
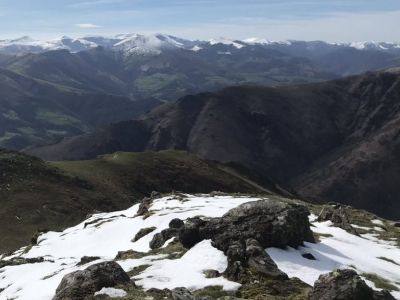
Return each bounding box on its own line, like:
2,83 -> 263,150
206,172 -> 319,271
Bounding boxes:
177,200 -> 314,281
179,200 -> 314,251
53,261 -> 132,300
309,269 -> 395,300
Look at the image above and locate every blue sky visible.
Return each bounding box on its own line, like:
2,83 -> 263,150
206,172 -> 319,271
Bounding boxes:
0,0 -> 400,41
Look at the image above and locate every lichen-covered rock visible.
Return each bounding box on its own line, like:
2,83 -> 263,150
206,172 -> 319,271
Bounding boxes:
179,200 -> 314,251
53,261 -> 132,300
177,200 -> 313,283
133,226 -> 156,242
309,269 -> 395,300
317,204 -> 358,235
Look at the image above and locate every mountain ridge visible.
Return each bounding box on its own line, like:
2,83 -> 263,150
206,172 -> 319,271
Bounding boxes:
26,69 -> 400,219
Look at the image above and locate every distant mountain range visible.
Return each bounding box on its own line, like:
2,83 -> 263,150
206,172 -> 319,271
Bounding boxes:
2,34 -> 400,56
1,34 -> 400,150
26,68 -> 400,220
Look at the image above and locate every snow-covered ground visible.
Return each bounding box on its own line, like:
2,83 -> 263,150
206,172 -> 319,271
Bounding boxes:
0,195 -> 252,300
1,194 -> 399,300
267,217 -> 400,299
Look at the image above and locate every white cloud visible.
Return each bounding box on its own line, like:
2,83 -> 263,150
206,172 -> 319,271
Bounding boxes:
75,23 -> 102,29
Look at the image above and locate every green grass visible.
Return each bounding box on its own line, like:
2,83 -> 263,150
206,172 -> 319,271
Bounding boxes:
362,273 -> 399,291
17,127 -> 36,135
134,73 -> 181,94
0,149 -> 268,254
52,150 -> 265,199
36,109 -> 82,126
2,110 -> 20,121
0,131 -> 21,142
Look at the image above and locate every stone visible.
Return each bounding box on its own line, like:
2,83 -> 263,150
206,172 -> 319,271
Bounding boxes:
170,287 -> 195,300
177,200 -> 313,282
318,205 -> 358,235
245,238 -> 287,279
169,218 -> 185,229
302,253 -> 316,260
203,269 -> 221,278
0,256 -> 44,269
53,261 -> 132,300
149,228 -> 179,249
133,226 -> 157,242
309,269 -> 395,300
76,256 -> 100,266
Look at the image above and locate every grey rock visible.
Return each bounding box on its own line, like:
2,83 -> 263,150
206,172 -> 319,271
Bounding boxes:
171,287 -> 195,300
0,256 -> 44,269
302,253 -> 316,260
178,199 -> 313,281
53,261 -> 132,300
318,205 -> 358,235
245,238 -> 287,279
309,269 -> 395,300
203,269 -> 221,278
76,256 -> 100,266
169,218 -> 185,229
136,197 -> 153,217
149,228 -> 179,249
133,226 -> 156,242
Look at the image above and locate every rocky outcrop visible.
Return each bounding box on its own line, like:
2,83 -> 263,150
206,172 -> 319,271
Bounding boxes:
166,200 -> 314,282
150,218 -> 185,249
309,269 -> 395,300
53,261 -> 132,300
145,287 -> 245,300
317,204 -> 358,235
0,257 -> 44,269
179,200 -> 314,250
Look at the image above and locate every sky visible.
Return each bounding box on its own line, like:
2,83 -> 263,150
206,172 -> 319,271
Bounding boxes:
0,0 -> 400,42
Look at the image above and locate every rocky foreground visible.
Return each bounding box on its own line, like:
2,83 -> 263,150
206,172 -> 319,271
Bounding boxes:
0,193 -> 399,299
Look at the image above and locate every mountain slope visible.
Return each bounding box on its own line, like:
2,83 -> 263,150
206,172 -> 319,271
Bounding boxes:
27,70 -> 400,219
0,67 -> 160,149
0,149 -> 272,253
1,194 -> 399,299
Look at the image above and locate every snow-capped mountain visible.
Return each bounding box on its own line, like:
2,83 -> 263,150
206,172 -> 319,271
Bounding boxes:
1,33 -> 400,56
0,34 -> 200,56
0,36 -> 99,54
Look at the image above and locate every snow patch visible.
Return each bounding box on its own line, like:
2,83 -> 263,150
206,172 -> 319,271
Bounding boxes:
94,287 -> 127,298
267,217 -> 400,298
0,195 -> 254,300
134,240 -> 240,291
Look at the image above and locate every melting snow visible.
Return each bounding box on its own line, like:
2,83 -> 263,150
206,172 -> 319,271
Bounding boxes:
267,217 -> 400,299
0,195 -> 254,300
1,196 -> 400,299
94,287 -> 127,297
134,240 -> 240,291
